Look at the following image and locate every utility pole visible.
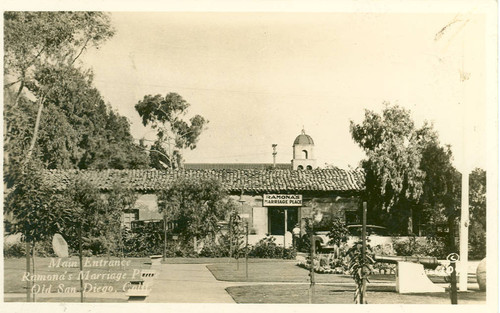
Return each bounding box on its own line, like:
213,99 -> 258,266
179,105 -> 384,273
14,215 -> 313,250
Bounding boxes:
433,13 -> 471,293
360,202 -> 367,304
272,144 -> 277,168
459,168 -> 469,291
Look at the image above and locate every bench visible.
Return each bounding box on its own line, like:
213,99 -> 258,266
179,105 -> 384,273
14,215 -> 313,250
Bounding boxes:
126,270 -> 158,301
150,255 -> 163,266
126,287 -> 151,300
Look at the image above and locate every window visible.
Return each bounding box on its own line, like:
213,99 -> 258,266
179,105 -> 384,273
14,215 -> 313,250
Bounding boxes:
306,165 -> 312,170
297,165 -> 304,170
302,150 -> 308,159
123,209 -> 139,228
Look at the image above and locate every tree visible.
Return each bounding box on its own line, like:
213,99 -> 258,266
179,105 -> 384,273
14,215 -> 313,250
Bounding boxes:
347,241 -> 375,304
418,139 -> 461,252
227,205 -> 245,259
59,177 -> 105,302
157,177 -> 233,249
5,64 -> 150,186
135,93 -> 208,169
148,140 -> 172,170
350,104 -> 429,234
102,182 -> 138,261
4,161 -> 64,301
4,12 -> 115,106
468,168 -> 486,259
3,12 -> 118,178
4,11 -> 150,174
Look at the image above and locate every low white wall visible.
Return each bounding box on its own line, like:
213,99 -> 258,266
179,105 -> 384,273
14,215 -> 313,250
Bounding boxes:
252,207 -> 268,235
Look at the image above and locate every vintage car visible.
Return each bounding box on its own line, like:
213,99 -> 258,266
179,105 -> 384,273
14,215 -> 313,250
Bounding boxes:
346,224 -> 392,247
313,225 -> 391,252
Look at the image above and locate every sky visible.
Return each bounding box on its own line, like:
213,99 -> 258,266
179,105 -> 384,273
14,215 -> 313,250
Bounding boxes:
82,11 -> 489,170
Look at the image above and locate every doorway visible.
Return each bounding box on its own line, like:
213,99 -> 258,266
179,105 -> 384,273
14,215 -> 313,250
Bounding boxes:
268,207 -> 298,235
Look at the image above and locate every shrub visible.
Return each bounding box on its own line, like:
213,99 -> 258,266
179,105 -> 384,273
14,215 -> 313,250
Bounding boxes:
248,235 -> 296,259
120,225 -> 202,258
296,234 -> 311,253
4,239 -> 56,258
327,217 -> 349,246
199,237 -> 231,258
4,241 -> 26,258
469,232 -> 486,260
33,239 -> 57,257
86,236 -> 108,256
393,236 -> 446,258
121,225 -> 163,257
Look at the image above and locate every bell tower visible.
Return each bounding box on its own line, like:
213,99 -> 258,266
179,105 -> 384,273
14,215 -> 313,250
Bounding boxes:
292,129 -> 316,170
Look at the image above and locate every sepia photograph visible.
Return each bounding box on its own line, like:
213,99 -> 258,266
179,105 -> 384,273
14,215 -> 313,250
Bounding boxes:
2,1 -> 497,312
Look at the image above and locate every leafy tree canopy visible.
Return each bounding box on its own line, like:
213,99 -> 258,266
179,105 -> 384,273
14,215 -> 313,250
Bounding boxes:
350,104 -> 429,212
5,162 -> 64,243
135,93 -> 208,169
157,177 -> 235,242
350,103 -> 463,235
4,11 -> 114,98
468,168 -> 486,259
4,12 -> 149,186
418,140 -> 461,229
5,64 -> 149,185
57,177 -> 106,251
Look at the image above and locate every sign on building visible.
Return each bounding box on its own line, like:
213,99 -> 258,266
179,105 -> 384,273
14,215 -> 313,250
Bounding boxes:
263,194 -> 302,206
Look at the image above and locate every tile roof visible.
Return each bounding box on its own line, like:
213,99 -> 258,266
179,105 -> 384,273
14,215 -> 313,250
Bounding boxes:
44,168 -> 365,193
184,163 -> 292,170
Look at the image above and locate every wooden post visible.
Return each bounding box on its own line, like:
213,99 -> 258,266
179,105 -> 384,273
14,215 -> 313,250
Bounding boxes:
163,214 -> 167,262
32,241 -> 36,302
245,221 -> 249,280
360,202 -> 367,304
25,240 -> 31,302
450,262 -> 458,304
283,209 -> 288,257
309,219 -> 315,304
229,215 -> 233,263
79,224 -> 84,303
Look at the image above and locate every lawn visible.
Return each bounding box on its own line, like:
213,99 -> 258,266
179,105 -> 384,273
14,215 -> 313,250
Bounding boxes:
207,260 -> 477,284
162,257 -> 290,264
207,260 -> 393,283
226,284 -> 487,304
4,256 -> 150,295
163,257 -> 233,264
5,256 -> 483,304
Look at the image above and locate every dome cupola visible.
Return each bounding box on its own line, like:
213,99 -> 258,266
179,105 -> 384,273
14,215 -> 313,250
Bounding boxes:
291,129 -> 316,170
293,129 -> 315,145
